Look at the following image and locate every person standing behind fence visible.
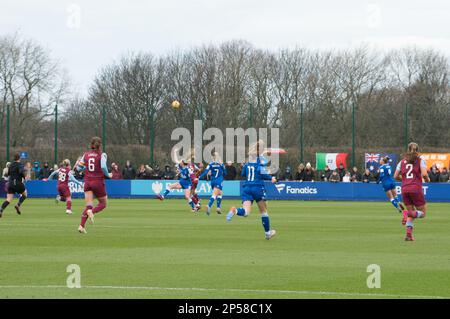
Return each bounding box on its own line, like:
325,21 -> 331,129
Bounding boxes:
224,161 -> 237,180
2,162 -> 10,181
122,160 -> 136,179
110,162 -> 122,179
304,163 -> 315,182
362,169 -> 374,183
295,163 -> 306,181
320,165 -> 332,181
439,167 -> 449,183
329,170 -> 340,183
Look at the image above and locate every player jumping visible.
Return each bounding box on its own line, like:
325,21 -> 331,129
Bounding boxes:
46,159 -> 83,215
0,153 -> 27,218
187,150 -> 202,211
156,158 -> 198,212
226,140 -> 277,240
76,137 -> 112,234
199,152 -> 227,215
378,156 -> 405,213
394,142 -> 430,241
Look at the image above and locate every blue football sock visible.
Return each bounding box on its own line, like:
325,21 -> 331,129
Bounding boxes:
208,196 -> 215,208
261,212 -> 270,232
188,200 -> 195,209
216,196 -> 222,208
236,207 -> 247,216
390,198 -> 399,209
162,189 -> 170,197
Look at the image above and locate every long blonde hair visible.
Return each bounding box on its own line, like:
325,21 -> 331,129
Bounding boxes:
248,139 -> 265,162
212,152 -> 222,163
63,159 -> 71,167
405,142 -> 419,164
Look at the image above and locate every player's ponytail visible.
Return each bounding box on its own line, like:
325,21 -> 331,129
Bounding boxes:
248,139 -> 265,161
405,142 -> 419,164
63,159 -> 71,167
90,136 -> 102,151
213,152 -> 221,163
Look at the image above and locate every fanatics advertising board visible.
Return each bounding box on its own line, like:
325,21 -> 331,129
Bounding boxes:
24,180 -> 450,202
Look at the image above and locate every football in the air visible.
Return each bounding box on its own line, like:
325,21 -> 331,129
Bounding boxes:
171,100 -> 180,109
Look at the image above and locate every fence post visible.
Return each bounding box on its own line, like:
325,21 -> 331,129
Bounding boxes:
299,102 -> 304,163
54,104 -> 58,165
149,109 -> 154,164
249,104 -> 253,128
102,104 -> 106,152
352,102 -> 356,168
6,104 -> 10,162
404,104 -> 409,150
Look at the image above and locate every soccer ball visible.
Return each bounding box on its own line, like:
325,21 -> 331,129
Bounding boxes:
171,100 -> 180,109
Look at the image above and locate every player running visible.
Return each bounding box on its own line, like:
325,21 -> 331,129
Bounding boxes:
0,153 -> 27,217
226,140 -> 277,240
378,156 -> 405,213
188,151 -> 202,211
76,137 -> 112,234
199,152 -> 227,215
46,159 -> 83,215
394,142 -> 430,241
156,158 -> 198,212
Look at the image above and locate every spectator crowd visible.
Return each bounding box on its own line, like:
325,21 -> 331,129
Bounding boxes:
2,159 -> 450,183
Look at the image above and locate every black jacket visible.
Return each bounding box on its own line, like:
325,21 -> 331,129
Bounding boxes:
7,162 -> 25,184
122,165 -> 137,179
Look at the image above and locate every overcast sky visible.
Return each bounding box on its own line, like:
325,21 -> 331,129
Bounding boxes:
1,0 -> 449,95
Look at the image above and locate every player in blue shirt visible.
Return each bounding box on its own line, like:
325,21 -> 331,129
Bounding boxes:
378,156 -> 405,213
156,159 -> 197,212
199,152 -> 227,215
226,140 -> 277,240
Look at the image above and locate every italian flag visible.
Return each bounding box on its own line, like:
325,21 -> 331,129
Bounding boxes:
316,153 -> 348,170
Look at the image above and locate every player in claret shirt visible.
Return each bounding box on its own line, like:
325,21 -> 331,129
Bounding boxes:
394,142 -> 430,241
75,137 -> 112,234
46,159 -> 83,215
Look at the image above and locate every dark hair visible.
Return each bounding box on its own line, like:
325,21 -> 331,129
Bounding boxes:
13,153 -> 20,161
404,142 -> 419,164
90,136 -> 102,151
381,156 -> 390,164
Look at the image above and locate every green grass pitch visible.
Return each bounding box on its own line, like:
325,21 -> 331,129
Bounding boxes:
1,198 -> 449,299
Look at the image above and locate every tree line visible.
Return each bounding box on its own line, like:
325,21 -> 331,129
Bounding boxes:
1,33 -> 449,168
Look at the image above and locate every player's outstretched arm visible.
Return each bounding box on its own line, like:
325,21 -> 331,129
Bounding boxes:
394,162 -> 401,181
101,153 -> 112,179
46,169 -> 59,181
68,171 -> 83,186
420,160 -> 430,183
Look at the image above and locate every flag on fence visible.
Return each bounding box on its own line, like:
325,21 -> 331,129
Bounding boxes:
364,153 -> 398,172
316,153 -> 348,170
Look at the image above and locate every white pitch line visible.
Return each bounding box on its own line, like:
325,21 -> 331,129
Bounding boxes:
0,285 -> 447,299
